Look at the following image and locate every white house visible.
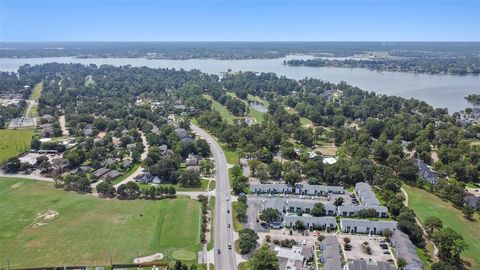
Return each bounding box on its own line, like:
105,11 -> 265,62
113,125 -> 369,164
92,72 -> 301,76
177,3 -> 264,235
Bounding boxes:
337,205 -> 388,218
284,213 -> 337,229
340,218 -> 397,235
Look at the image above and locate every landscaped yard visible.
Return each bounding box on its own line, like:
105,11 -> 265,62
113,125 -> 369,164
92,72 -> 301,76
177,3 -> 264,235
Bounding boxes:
403,184 -> 480,269
0,128 -> 33,162
155,178 -> 214,192
0,177 -> 201,268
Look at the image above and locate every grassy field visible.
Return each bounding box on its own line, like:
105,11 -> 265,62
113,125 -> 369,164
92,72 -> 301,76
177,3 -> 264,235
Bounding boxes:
155,179 -> 214,192
231,201 -> 245,232
29,82 -> 43,101
403,185 -> 480,269
203,94 -> 237,123
207,197 -> 216,251
0,128 -> 33,162
0,177 -> 201,268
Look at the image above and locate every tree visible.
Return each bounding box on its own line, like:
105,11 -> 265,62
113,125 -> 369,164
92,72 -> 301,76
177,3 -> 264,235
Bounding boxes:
259,208 -> 281,223
397,258 -> 407,270
334,197 -> 344,207
238,228 -> 259,254
199,159 -> 214,175
96,181 -> 116,198
382,228 -> 393,240
462,205 -> 475,220
178,170 -> 201,187
173,261 -> 188,270
116,182 -> 140,200
268,161 -> 283,179
432,228 -> 468,263
195,139 -> 210,157
250,244 -> 279,270
356,208 -> 378,218
424,216 -> 443,236
284,171 -> 300,186
309,202 -> 326,217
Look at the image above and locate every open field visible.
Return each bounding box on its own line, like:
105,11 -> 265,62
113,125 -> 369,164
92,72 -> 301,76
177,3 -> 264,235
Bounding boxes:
0,177 -> 201,268
403,185 -> 480,269
0,128 -> 33,162
155,178 -> 214,192
29,82 -> 43,101
203,94 -> 236,123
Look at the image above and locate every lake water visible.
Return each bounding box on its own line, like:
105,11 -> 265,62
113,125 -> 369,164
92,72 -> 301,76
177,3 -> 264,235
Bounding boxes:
1,55 -> 479,113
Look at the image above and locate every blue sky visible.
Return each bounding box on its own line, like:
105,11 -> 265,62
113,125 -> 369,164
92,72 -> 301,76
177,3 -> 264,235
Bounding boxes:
0,0 -> 479,41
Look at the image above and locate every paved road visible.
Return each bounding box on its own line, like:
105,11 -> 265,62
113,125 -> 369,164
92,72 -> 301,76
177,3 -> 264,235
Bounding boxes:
113,131 -> 148,188
191,124 -> 237,270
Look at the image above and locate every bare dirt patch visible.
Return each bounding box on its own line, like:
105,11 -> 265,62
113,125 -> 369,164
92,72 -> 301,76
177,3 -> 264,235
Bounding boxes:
11,182 -> 22,189
31,210 -> 59,228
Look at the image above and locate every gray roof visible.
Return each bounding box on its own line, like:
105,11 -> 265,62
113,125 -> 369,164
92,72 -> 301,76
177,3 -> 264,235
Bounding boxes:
391,230 -> 423,270
175,128 -> 188,139
345,259 -> 395,270
103,170 -> 122,180
92,168 -> 110,178
320,235 -> 342,270
338,205 -> 388,214
412,158 -> 438,184
340,218 -> 397,231
355,182 -> 381,206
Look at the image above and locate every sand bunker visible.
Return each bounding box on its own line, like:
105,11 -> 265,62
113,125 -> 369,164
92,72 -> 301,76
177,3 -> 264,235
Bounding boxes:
31,210 -> 59,228
133,253 -> 164,263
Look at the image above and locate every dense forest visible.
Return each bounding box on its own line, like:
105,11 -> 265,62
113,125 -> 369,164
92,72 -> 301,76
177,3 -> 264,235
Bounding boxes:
1,41 -> 478,59
286,57 -> 480,75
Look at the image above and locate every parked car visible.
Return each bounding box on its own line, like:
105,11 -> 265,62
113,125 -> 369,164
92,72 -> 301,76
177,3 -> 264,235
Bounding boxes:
217,249 -> 221,254
228,243 -> 232,249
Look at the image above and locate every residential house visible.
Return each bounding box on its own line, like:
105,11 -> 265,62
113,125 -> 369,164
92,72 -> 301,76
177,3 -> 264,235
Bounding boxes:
343,259 -> 395,270
135,173 -> 153,184
263,197 -> 337,216
284,213 -> 337,230
251,183 -> 292,194
391,230 -> 423,270
355,182 -> 381,206
338,205 -> 388,218
102,170 -> 122,181
339,219 -> 397,235
91,168 -> 111,179
101,158 -> 117,167
120,159 -> 133,170
412,158 -> 438,184
175,128 -> 188,139
83,124 -> 94,136
319,235 -> 342,270
295,184 -> 345,196
274,244 -> 313,270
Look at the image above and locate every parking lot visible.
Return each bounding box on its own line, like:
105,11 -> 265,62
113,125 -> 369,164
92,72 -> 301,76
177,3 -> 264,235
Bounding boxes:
338,234 -> 396,264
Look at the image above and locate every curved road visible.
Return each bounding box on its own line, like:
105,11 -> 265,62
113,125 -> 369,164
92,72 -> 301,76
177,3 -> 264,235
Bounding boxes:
191,124 -> 237,270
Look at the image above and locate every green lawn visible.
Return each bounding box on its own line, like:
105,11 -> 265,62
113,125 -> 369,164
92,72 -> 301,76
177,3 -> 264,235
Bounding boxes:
155,179 -> 214,192
222,144 -> 239,165
207,197 -> 216,251
29,82 -> 43,101
231,201 -> 245,232
0,128 -> 33,162
0,177 -> 201,268
403,184 -> 480,269
110,164 -> 141,185
203,94 -> 236,123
